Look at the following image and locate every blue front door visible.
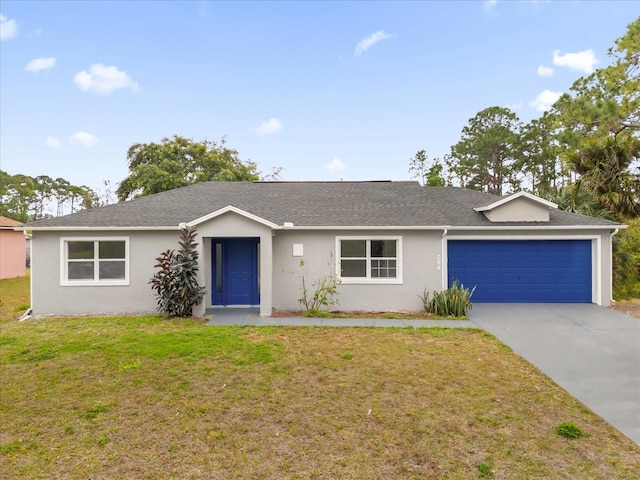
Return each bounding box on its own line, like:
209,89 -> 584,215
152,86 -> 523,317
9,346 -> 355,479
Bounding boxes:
212,238 -> 259,305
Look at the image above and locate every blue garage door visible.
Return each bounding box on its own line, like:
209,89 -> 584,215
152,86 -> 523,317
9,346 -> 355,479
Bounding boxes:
448,240 -> 592,303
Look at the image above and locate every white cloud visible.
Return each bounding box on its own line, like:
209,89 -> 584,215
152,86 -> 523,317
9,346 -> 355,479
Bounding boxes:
354,30 -> 392,56
69,131 -> 98,147
537,65 -> 554,77
46,137 -> 61,149
257,117 -> 283,135
324,158 -> 346,172
73,64 -> 139,94
1,13 -> 17,40
528,90 -> 562,112
25,57 -> 56,73
552,49 -> 599,74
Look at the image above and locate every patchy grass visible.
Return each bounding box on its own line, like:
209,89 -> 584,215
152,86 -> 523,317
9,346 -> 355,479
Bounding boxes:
1,274 -> 639,478
1,317 -> 638,479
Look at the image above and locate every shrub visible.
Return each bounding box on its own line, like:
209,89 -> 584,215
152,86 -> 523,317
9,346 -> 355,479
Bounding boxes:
150,225 -> 206,317
298,259 -> 340,315
421,280 -> 475,317
613,219 -> 640,299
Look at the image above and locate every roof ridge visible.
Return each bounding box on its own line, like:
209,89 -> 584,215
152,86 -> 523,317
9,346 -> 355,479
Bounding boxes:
253,180 -> 396,184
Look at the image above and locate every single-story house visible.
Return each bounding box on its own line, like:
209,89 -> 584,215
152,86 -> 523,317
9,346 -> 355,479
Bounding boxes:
22,181 -> 624,317
1,216 -> 27,280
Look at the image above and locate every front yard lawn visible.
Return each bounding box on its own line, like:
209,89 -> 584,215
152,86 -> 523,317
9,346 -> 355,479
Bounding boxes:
1,312 -> 639,479
0,272 -> 30,320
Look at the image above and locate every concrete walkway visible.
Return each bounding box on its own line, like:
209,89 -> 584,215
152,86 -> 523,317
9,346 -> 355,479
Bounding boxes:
469,304 -> 640,445
205,304 -> 640,445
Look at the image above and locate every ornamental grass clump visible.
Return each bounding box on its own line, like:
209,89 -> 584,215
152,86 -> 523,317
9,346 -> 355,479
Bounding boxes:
421,279 -> 476,317
150,225 -> 206,317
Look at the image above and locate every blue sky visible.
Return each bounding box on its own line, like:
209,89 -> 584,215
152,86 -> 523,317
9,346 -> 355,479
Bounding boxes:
1,1 -> 639,192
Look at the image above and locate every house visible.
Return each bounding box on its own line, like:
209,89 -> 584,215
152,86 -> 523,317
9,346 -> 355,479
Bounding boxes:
22,181 -> 624,317
0,216 -> 27,280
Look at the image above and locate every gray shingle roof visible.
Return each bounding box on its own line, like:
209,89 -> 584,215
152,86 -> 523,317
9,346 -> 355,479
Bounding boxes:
421,187 -> 621,228
24,181 -> 621,229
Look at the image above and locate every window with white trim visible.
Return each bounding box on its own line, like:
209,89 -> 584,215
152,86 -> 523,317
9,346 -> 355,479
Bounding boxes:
61,238 -> 129,285
337,237 -> 402,284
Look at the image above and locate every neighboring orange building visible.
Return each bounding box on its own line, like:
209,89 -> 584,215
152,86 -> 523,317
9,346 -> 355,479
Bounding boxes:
0,216 -> 26,279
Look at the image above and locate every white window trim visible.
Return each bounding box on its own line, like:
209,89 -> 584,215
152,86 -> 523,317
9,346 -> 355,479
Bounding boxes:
60,237 -> 130,286
335,236 -> 403,284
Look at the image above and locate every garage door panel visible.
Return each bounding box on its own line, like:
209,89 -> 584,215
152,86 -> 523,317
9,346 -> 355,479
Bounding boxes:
448,240 -> 592,303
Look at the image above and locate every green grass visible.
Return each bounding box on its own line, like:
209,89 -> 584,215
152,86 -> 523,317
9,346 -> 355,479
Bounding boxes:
556,421 -> 584,439
0,270 -> 30,319
1,274 -> 639,479
2,317 -> 639,478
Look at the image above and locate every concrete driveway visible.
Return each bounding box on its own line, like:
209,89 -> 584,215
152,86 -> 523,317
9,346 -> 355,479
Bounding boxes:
469,303 -> 640,445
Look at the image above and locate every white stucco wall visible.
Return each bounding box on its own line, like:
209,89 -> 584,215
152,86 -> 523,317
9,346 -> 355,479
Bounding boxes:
483,198 -> 551,222
30,223 -> 616,316
31,230 -> 180,316
32,214 -> 275,317
271,230 -> 444,312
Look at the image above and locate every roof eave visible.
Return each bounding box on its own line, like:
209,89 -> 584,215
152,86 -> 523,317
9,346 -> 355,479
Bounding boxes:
23,226 -> 181,232
448,224 -> 625,231
283,224 -> 623,231
22,222 -> 625,232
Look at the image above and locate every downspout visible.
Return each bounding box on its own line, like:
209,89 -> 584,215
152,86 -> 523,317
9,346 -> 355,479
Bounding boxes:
22,227 -> 33,321
610,228 -> 619,305
441,228 -> 448,290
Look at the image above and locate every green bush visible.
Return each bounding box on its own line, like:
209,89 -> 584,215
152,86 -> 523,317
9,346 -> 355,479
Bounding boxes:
556,422 -> 583,439
421,280 -> 476,317
613,219 -> 640,299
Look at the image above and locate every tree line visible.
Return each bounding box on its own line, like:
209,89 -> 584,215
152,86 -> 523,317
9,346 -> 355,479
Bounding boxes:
0,171 -> 105,223
409,18 -> 639,296
411,17 -> 639,225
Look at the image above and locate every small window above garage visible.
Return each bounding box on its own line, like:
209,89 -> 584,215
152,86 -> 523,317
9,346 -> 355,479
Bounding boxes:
474,191 -> 557,222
